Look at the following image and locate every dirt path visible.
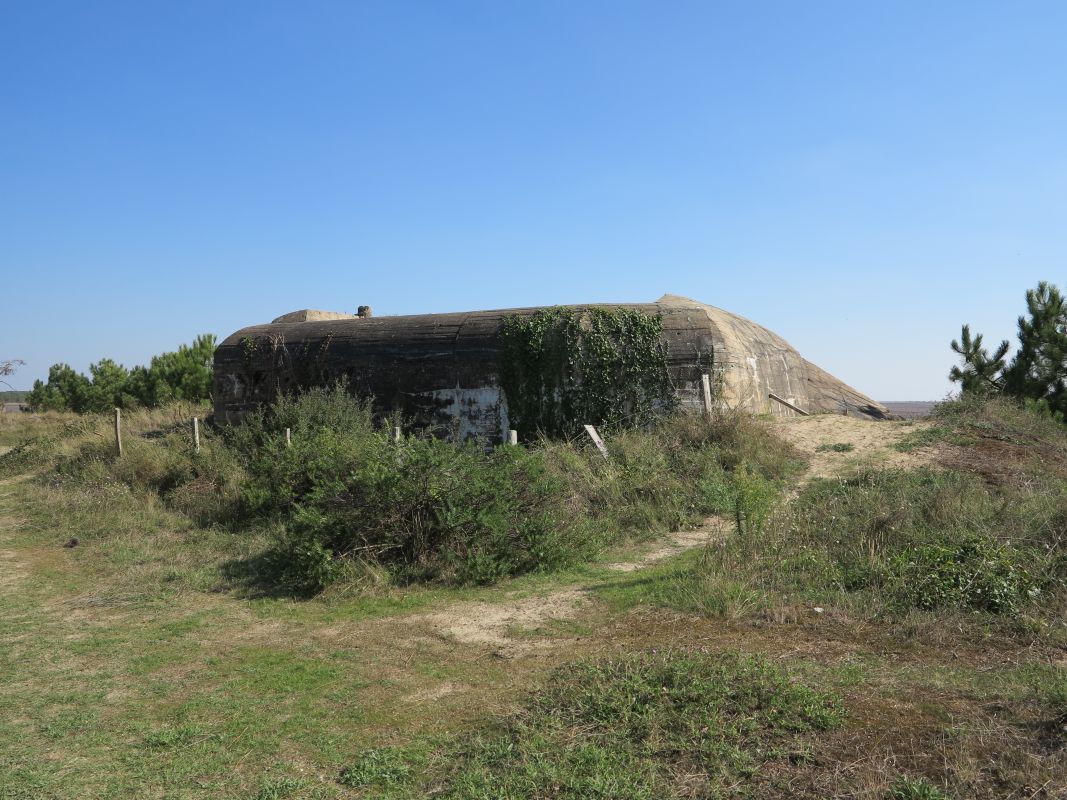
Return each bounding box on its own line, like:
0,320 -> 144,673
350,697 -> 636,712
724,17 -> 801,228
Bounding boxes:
412,414 -> 940,658
412,515 -> 731,658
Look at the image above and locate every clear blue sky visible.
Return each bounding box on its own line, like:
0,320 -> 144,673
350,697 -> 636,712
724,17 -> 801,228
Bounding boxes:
3,1 -> 1065,399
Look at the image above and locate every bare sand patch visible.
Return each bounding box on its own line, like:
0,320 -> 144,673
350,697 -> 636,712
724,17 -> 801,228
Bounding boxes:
412,517 -> 731,657
416,589 -> 590,657
771,414 -> 939,480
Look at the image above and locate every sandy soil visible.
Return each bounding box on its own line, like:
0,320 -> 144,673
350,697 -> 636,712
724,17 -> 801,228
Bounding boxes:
416,588 -> 591,655
413,517 -> 732,657
771,414 -> 939,480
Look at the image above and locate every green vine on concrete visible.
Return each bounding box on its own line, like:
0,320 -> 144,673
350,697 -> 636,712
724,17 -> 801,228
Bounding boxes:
500,307 -> 676,439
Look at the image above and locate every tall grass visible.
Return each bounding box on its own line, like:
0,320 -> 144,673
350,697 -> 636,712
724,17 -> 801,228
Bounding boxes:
725,468 -> 1064,614
631,398 -> 1067,624
0,386 -> 801,594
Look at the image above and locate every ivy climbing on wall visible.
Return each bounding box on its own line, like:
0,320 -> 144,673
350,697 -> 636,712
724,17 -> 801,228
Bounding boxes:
499,307 -> 677,439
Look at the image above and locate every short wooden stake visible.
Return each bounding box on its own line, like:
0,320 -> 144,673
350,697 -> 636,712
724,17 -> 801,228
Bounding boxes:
193,417 -> 200,452
285,427 -> 292,447
392,426 -> 401,443
583,424 -> 609,459
700,373 -> 713,418
507,429 -> 518,446
114,408 -> 123,457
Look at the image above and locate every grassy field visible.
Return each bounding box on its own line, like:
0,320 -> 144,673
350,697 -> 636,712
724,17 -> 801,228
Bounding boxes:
0,398 -> 1064,798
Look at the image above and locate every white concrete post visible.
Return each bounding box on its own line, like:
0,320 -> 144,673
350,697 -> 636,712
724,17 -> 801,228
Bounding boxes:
583,424 -> 609,459
701,374 -> 713,419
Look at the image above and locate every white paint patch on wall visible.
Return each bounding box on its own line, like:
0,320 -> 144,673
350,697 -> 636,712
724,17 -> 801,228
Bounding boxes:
423,385 -> 510,443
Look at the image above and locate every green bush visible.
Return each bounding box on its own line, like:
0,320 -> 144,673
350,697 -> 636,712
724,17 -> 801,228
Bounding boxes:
3,385 -> 800,595
703,466 -> 1064,616
229,388 -> 799,593
338,746 -> 421,790
816,442 -> 855,452
730,461 -> 779,539
888,536 -> 1038,614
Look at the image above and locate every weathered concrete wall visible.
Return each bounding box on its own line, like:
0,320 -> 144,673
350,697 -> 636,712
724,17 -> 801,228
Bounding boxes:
658,295 -> 889,419
213,295 -> 891,440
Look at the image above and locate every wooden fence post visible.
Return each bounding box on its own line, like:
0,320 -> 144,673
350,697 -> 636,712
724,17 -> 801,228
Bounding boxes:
583,424 -> 609,459
285,428 -> 292,447
193,417 -> 200,452
114,408 -> 123,457
392,426 -> 401,443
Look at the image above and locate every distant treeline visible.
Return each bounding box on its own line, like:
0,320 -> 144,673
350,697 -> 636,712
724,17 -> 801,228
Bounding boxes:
27,335 -> 216,412
0,391 -> 28,402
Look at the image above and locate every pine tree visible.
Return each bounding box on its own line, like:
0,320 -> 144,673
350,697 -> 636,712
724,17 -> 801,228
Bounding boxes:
1001,282 -> 1067,414
950,281 -> 1067,417
26,335 -> 217,412
949,325 -> 1008,395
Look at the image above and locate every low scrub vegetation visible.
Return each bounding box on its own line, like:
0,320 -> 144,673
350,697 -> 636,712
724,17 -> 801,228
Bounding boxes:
742,467 -> 1062,615
2,393 -> 1065,798
339,649 -> 844,798
815,441 -> 854,452
0,384 -> 799,594
618,397 -> 1067,633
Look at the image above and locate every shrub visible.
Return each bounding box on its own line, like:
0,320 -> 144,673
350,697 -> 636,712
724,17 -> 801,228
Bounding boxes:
3,385 -> 801,595
338,746 -> 420,789
888,535 -> 1038,614
730,460 -> 778,539
700,465 -> 1064,617
229,388 -> 799,593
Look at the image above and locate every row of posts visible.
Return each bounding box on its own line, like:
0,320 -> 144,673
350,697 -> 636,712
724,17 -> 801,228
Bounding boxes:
112,414 -> 564,456
114,414 -> 604,459
113,408 -> 200,457
112,374 -> 715,459
112,411 -> 529,457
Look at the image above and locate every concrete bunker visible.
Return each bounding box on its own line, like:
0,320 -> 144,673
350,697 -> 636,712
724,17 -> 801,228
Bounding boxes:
213,294 -> 891,441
